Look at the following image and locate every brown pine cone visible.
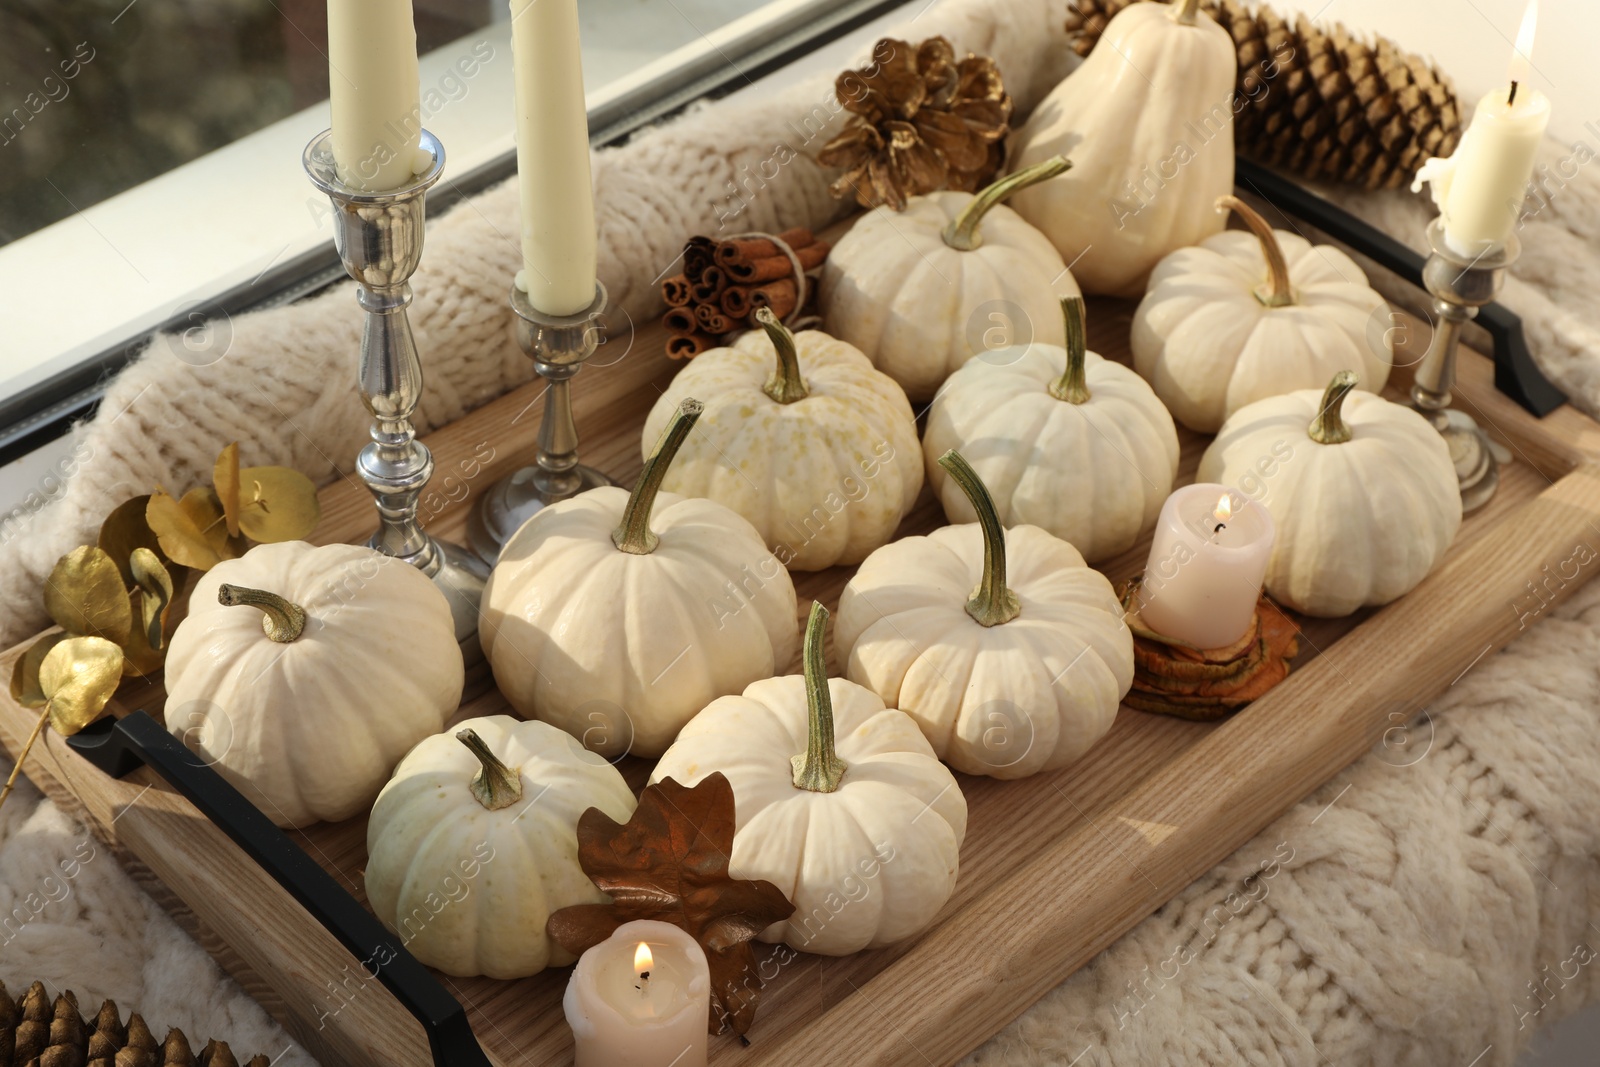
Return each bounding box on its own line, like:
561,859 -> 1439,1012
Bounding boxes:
114,1014 -> 160,1067
16,982 -> 52,1065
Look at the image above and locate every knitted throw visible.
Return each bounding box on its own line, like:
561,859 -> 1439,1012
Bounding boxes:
5,1 -> 1600,1064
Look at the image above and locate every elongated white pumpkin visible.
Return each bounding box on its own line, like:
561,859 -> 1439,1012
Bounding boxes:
652,602 -> 966,956
924,296 -> 1179,562
1008,0 -> 1237,296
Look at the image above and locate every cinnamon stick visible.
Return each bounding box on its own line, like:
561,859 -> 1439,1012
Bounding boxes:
662,274 -> 693,307
721,286 -> 754,319
724,241 -> 830,282
691,267 -> 728,304
695,303 -> 734,335
746,278 -> 798,321
684,236 -> 717,279
666,331 -> 716,360
663,306 -> 699,333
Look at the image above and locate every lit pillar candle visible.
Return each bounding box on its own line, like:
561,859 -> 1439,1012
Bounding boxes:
1138,485 -> 1275,650
564,920 -> 709,1067
509,0 -> 599,315
1412,0 -> 1552,256
327,0 -> 423,191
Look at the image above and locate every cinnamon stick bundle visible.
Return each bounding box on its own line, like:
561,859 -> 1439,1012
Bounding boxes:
660,227 -> 831,359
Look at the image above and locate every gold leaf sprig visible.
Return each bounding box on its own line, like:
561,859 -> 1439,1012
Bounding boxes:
146,442 -> 319,569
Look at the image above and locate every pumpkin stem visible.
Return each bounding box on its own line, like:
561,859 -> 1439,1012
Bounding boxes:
937,450 -> 1021,627
456,729 -> 524,811
791,601 -> 848,793
217,584 -> 307,643
1216,195 -> 1295,308
614,399 -> 705,555
1048,296 -> 1093,404
942,156 -> 1073,252
756,307 -> 810,405
1308,370 -> 1359,445
1171,0 -> 1203,24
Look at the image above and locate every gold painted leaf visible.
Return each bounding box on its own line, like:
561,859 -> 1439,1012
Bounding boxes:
130,547 -> 174,652
9,633 -> 66,708
236,466 -> 320,543
99,495 -> 165,586
148,487 -> 241,570
39,635 -> 124,734
120,594 -> 167,677
214,442 -> 242,538
43,546 -> 132,646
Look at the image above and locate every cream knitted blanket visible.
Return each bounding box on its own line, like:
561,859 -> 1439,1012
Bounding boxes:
5,0 -> 1600,1063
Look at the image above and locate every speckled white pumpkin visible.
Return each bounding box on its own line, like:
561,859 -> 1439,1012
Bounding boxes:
365,715 -> 635,979
640,312 -> 922,571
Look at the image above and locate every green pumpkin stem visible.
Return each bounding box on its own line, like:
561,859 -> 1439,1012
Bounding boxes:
456,729 -> 523,811
1171,0 -> 1202,24
1216,195 -> 1294,308
614,399 -> 704,555
937,450 -> 1021,627
756,308 -> 809,405
942,156 -> 1073,252
791,601 -> 848,793
1048,296 -> 1093,404
217,584 -> 307,643
1308,370 -> 1359,445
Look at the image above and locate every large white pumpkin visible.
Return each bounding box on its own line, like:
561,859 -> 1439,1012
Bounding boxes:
819,157 -> 1081,402
365,715 -> 636,978
1132,195 -> 1393,433
1008,0 -> 1237,296
652,603 -> 966,956
836,452 -> 1133,778
923,296 -> 1179,563
482,400 -> 799,758
1198,372 -> 1462,616
163,541 -> 464,828
639,311 -> 922,571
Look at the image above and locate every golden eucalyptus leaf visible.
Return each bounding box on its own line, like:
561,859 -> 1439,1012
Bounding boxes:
120,593 -> 168,677
39,635 -> 124,735
130,547 -> 174,651
43,546 -> 132,646
9,633 -> 66,708
148,487 -> 239,570
214,441 -> 243,538
99,494 -> 165,586
237,466 -> 320,543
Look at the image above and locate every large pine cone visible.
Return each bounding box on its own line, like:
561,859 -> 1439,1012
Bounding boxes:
0,981 -> 267,1067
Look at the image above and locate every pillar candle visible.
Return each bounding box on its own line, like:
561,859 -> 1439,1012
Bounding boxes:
509,0 -> 599,316
1412,1 -> 1552,256
564,920 -> 709,1067
1138,484 -> 1275,650
327,0 -> 423,191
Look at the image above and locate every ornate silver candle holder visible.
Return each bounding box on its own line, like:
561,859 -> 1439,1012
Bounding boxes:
1410,219 -> 1518,514
303,128 -> 489,652
467,282 -> 613,563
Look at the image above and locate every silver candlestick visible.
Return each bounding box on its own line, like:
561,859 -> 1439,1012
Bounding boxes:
1411,219 -> 1517,514
467,282 -> 612,564
303,128 -> 489,654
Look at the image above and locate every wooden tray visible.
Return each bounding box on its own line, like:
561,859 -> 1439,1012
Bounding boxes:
5,292 -> 1600,1067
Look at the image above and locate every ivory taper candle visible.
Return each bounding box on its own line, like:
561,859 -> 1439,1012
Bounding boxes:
510,0 -> 599,315
327,0 -> 423,191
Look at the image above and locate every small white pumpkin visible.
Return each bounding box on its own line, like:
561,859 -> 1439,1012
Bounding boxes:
924,296 -> 1179,563
639,310 -> 922,571
163,541 -> 463,828
1132,195 -> 1394,433
365,716 -> 635,978
1198,371 -> 1462,616
482,400 -> 799,758
819,157 -> 1082,402
836,452 -> 1133,778
652,602 -> 965,956
1008,0 -> 1237,296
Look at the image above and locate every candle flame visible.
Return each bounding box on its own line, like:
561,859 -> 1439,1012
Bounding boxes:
1214,494 -> 1233,523
1508,0 -> 1538,88
634,942 -> 653,975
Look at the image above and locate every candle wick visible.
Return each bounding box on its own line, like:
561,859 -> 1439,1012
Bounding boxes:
1508,79 -> 1520,107
1213,522 -> 1227,535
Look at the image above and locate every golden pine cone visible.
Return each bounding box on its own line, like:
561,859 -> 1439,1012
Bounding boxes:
818,36 -> 1013,210
1064,0 -> 1462,190
0,981 -> 268,1067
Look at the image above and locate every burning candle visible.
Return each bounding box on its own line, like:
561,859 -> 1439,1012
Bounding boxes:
1137,484 -> 1275,650
327,0 -> 423,191
564,920 -> 709,1067
1412,0 -> 1552,256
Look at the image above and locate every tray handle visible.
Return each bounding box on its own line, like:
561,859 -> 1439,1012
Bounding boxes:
1235,158 -> 1565,417
67,711 -> 493,1067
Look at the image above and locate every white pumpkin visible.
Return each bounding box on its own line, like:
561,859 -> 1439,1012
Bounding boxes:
482,400 -> 799,758
1132,195 -> 1393,433
1198,371 -> 1462,616
819,157 -> 1081,402
1008,0 -> 1237,296
163,541 -> 463,828
365,715 -> 635,978
652,602 -> 965,956
836,452 -> 1133,778
924,296 -> 1179,563
639,310 -> 922,571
